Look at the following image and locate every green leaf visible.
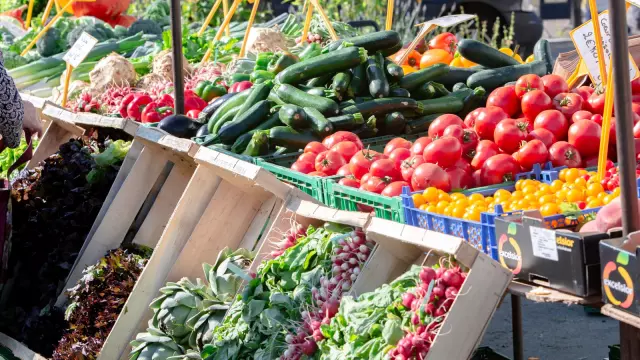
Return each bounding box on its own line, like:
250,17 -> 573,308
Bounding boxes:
381,319 -> 403,346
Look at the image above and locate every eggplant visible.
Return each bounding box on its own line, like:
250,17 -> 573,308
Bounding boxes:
197,92 -> 238,124
196,123 -> 210,137
159,115 -> 201,138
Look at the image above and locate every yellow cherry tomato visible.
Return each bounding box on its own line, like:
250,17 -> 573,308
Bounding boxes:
540,203 -> 560,217
419,204 -> 429,210
587,199 -> 603,208
468,193 -> 485,203
423,187 -> 439,203
573,177 -> 588,188
558,168 -> 569,182
413,194 -> 426,208
426,205 -> 438,213
539,194 -> 556,205
586,183 -> 604,197
450,193 -> 466,201
522,185 -> 538,195
438,192 -> 451,202
494,189 -> 511,201
550,180 -> 564,192
510,191 -> 524,201
515,179 -> 526,191
566,189 -> 585,202
436,201 -> 450,213
564,168 -> 581,184
452,206 -> 466,218
602,195 -> 614,205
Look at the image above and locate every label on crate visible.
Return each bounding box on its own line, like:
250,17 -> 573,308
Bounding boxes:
529,227 -> 559,261
63,32 -> 98,67
570,10 -> 640,85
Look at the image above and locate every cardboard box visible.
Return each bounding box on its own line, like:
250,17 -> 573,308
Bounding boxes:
495,212 -> 617,297
600,237 -> 640,316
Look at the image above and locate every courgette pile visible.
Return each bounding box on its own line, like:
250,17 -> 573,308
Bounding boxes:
193,32 -> 552,157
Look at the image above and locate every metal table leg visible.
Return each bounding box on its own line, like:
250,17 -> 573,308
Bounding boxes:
511,294 -> 524,360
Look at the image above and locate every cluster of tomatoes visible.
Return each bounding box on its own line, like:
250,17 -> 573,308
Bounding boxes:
412,167 -> 617,221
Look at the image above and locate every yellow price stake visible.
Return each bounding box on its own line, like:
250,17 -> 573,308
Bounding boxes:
597,60 -> 615,181
588,0 -> 607,86
239,0 -> 261,58
201,0 -> 242,64
222,0 -> 230,37
307,0 -> 338,41
25,0 -> 36,29
386,0 -> 394,31
41,0 -> 56,26
198,0 -> 223,37
61,63 -> 73,107
301,1 -> 313,43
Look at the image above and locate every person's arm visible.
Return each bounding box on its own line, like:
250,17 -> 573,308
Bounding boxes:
0,50 -> 23,149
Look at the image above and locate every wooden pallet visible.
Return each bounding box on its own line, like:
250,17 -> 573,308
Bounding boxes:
98,146 -> 304,359
57,125 -> 199,308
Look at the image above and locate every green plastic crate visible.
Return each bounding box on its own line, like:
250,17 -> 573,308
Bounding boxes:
324,177 -> 405,222
609,344 -> 620,360
255,159 -> 329,203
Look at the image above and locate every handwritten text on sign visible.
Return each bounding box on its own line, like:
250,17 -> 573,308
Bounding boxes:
570,10 -> 640,85
63,32 -> 98,68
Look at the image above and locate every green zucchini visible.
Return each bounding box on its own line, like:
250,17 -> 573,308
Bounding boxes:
389,87 -> 411,98
198,92 -> 237,124
457,39 -> 520,68
384,59 -> 404,83
342,98 -> 423,118
278,104 -> 308,130
418,96 -> 464,115
324,31 -> 402,57
339,99 -> 357,110
413,82 -> 437,100
267,89 -> 286,105
303,107 -> 334,137
398,64 -> 450,90
349,63 -> 367,97
452,82 -> 468,92
533,38 -> 553,74
276,46 -> 368,85
269,126 -> 320,149
367,52 -> 390,98
458,86 -> 487,118
466,61 -> 548,90
232,81 -> 272,122
307,74 -> 333,87
242,130 -> 270,156
450,88 -> 474,101
207,88 -> 251,133
231,112 -> 282,153
353,116 -> 378,138
433,67 -> 480,90
299,42 -> 322,60
432,82 -> 450,97
327,113 -> 364,130
275,83 -> 340,115
331,72 -> 352,94
212,105 -> 241,135
204,100 -> 272,145
380,111 -> 406,135
405,113 -> 443,134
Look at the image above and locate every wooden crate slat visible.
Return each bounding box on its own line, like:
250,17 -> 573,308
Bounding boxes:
0,333 -> 46,360
27,117 -> 84,169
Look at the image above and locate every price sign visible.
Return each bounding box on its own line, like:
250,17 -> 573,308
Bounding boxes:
63,31 -> 98,67
570,10 -> 640,85
415,13 -> 476,28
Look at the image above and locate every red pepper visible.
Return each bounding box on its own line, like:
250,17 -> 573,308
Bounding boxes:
157,94 -> 174,108
119,93 -> 136,118
230,81 -> 253,93
127,94 -> 153,121
186,109 -> 201,119
184,96 -> 207,113
1,6 -> 26,28
141,102 -> 174,123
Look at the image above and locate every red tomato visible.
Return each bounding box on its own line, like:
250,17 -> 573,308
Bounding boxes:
323,131 -> 363,149
363,176 -> 390,194
411,163 -> 451,192
383,137 -> 412,155
361,173 -> 373,184
411,137 -> 434,156
446,167 -> 473,190
534,110 -> 569,140
464,108 -> 483,128
298,152 -> 317,164
475,107 -> 508,140
476,139 -> 501,153
349,149 -> 384,179
308,171 -> 328,177
541,74 -> 569,98
389,148 -> 412,171
337,164 -> 352,176
332,141 -> 359,162
423,137 -> 462,168
472,169 -> 483,188
632,103 -> 640,118
521,89 -> 553,121
632,77 -> 640,93
338,177 -> 360,188
571,110 -> 593,123
443,124 -> 465,142
480,154 -> 521,185
428,114 -> 464,138
381,181 -> 411,197
514,139 -> 548,171
587,92 -> 606,114
315,151 -> 346,175
591,114 -> 603,125
515,74 -> 544,98
450,157 -> 472,174
583,156 -> 599,168
526,128 -> 556,149
428,32 -> 457,54
400,155 -> 425,182
573,86 -> 594,102
487,86 -> 520,116
471,146 -> 499,170
461,129 -> 480,160
609,119 -> 617,145
291,161 -> 315,174
494,119 -> 529,154
304,141 -> 327,154
568,120 -> 601,157
634,121 -> 640,138
549,141 -> 583,168
553,92 -> 583,119
370,159 -> 402,181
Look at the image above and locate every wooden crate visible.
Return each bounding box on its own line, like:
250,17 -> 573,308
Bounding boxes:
98,146 -> 304,360
57,125 -> 199,307
355,217 -> 514,360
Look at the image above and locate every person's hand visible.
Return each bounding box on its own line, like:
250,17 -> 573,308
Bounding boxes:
22,101 -> 42,137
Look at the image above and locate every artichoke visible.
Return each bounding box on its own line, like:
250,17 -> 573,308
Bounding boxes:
130,327 -> 184,360
150,278 -> 211,345
186,300 -> 229,350
168,350 -> 203,359
204,248 -> 254,302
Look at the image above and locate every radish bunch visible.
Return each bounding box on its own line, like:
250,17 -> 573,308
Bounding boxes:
280,229 -> 373,360
388,265 -> 466,360
270,224 -> 307,258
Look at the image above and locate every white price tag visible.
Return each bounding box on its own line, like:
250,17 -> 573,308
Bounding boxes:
63,32 -> 99,68
415,14 -> 476,28
0,19 -> 27,38
529,227 -> 559,261
570,10 -> 640,85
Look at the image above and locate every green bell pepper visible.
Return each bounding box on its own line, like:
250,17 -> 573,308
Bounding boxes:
267,51 -> 299,74
230,73 -> 251,84
194,80 -> 227,102
250,70 -> 275,83
254,52 -> 274,71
